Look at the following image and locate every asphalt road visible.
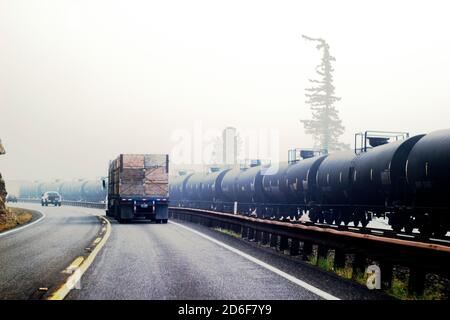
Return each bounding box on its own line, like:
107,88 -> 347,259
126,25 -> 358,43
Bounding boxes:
0,203 -> 101,299
68,213 -> 389,300
2,203 -> 389,300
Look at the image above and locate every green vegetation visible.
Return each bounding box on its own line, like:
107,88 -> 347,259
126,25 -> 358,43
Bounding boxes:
387,275 -> 449,300
307,254 -> 317,266
213,227 -> 241,239
317,256 -> 334,272
353,271 -> 367,285
335,267 -> 352,279
387,277 -> 409,299
310,251 -> 448,300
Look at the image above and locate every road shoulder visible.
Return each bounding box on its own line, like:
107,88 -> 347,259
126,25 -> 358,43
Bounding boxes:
169,218 -> 393,300
0,207 -> 44,236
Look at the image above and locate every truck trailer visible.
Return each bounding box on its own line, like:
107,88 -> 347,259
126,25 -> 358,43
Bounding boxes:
106,154 -> 169,223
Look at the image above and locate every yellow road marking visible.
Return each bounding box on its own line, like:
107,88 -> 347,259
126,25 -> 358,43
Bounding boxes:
45,215 -> 111,300
62,256 -> 84,274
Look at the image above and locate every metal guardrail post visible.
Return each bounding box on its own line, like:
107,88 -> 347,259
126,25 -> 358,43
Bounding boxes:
279,236 -> 289,252
247,227 -> 255,241
352,254 -> 366,280
261,231 -> 270,245
333,249 -> 346,270
380,261 -> 393,290
408,267 -> 425,295
254,229 -> 261,242
302,242 -> 313,261
290,239 -> 300,256
317,245 -> 328,264
269,233 -> 278,248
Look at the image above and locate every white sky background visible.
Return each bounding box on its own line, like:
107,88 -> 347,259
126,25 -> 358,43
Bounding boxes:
1,0 -> 450,180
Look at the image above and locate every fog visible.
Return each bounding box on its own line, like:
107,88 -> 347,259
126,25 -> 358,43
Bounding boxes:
1,0 -> 450,181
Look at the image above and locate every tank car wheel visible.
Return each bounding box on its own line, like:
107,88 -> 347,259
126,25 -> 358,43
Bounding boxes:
323,211 -> 333,224
332,210 -> 342,226
418,225 -> 432,238
404,224 -> 413,234
342,217 -> 351,226
432,226 -> 447,238
318,212 -> 326,224
389,213 -> 402,232
308,211 -> 318,223
361,218 -> 369,228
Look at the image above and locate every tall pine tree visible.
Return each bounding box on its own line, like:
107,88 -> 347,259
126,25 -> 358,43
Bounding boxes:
301,35 -> 348,152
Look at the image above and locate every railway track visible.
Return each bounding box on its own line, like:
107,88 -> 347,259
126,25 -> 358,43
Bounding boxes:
288,219 -> 450,247
170,207 -> 450,252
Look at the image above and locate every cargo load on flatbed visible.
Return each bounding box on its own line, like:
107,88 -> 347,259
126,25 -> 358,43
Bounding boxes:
106,154 -> 169,223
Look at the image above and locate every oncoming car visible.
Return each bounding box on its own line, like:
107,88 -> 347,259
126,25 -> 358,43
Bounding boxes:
41,191 -> 62,207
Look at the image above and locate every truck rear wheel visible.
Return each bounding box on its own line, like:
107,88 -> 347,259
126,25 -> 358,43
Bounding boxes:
162,219 -> 168,224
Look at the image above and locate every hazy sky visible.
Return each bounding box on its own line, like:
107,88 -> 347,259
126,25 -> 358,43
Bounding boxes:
1,0 -> 450,181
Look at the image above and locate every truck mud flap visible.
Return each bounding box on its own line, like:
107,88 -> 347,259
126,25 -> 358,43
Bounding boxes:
155,204 -> 168,221
119,206 -> 134,221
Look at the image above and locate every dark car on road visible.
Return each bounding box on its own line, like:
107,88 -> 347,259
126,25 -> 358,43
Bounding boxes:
41,191 -> 62,206
6,195 -> 17,203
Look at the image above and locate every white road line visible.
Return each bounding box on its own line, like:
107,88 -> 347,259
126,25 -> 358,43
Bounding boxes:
169,221 -> 340,300
0,211 -> 46,238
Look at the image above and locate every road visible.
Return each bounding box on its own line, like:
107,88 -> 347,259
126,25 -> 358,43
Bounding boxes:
68,213 -> 388,300
1,203 -> 389,300
0,203 -> 101,299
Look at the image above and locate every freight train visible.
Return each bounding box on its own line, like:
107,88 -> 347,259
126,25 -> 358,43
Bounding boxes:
19,179 -> 106,203
170,129 -> 450,238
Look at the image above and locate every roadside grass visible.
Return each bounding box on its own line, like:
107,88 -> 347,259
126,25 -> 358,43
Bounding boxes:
387,274 -> 449,300
308,251 -> 449,300
317,256 -> 334,272
0,207 -> 33,232
213,227 -> 242,239
335,267 -> 353,279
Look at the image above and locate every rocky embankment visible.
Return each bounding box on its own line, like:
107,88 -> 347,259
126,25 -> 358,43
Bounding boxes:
0,139 -> 9,222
